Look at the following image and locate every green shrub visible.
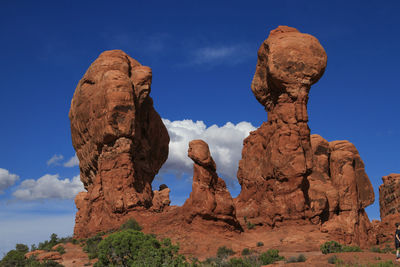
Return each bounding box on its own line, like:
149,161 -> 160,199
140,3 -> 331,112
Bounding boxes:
83,233 -> 103,259
94,229 -> 188,267
256,241 -> 264,247
55,245 -> 66,255
259,249 -> 284,265
243,216 -> 255,230
37,233 -> 60,251
241,248 -> 251,256
327,255 -> 340,264
217,246 -> 235,259
371,246 -> 382,253
119,218 -> 142,231
320,241 -> 343,254
0,244 -> 63,267
287,254 -> 307,263
342,245 -> 362,252
228,256 -> 259,267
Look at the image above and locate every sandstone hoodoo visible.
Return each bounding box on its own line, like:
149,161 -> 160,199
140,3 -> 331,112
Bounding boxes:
182,140 -> 242,230
69,50 -> 170,237
235,26 -> 374,246
374,173 -> 400,244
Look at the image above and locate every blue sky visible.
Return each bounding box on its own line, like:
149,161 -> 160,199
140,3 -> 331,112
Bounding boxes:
1,0 -> 399,256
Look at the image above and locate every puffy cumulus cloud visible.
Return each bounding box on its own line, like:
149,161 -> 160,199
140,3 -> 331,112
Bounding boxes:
46,154 -> 64,166
13,174 -> 84,200
0,168 -> 19,193
159,119 -> 256,186
64,154 -> 79,167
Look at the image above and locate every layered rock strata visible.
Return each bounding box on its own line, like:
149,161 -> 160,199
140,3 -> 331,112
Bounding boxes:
182,140 -> 242,230
70,50 -> 169,237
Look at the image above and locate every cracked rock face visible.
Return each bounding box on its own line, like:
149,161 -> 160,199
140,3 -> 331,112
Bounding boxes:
235,26 -> 327,225
374,174 -> 400,244
182,140 -> 242,230
235,26 -> 374,246
69,50 -> 169,237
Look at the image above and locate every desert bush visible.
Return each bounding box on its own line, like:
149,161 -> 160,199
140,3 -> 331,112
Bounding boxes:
241,248 -> 251,256
342,245 -> 362,252
37,233 -> 60,251
287,254 -> 306,263
327,255 -> 340,264
259,249 -> 284,265
228,256 -> 259,267
0,244 -> 64,267
119,218 -> 142,231
243,216 -> 255,230
83,233 -> 103,259
320,241 -> 343,254
55,245 -> 66,255
217,246 -> 235,259
94,229 -> 188,267
371,246 -> 382,253
256,241 -> 264,247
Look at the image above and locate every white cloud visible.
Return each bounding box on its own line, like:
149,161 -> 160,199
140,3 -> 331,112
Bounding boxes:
191,44 -> 253,65
0,168 -> 19,193
13,174 -> 84,200
158,119 -> 256,186
46,154 -> 64,166
64,154 -> 79,167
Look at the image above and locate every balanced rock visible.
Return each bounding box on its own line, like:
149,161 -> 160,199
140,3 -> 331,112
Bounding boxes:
69,50 -> 169,237
182,140 -> 242,230
235,26 -> 327,225
235,26 -> 374,246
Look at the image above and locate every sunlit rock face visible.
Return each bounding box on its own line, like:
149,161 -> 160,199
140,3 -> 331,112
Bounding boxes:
69,50 -> 169,238
182,139 -> 242,230
235,26 -> 374,246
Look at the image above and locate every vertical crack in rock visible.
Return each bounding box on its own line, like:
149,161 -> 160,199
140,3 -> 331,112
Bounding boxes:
235,26 -> 375,246
69,50 -> 169,238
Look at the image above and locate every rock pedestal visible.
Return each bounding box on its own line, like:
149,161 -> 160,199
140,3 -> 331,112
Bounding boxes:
182,140 -> 242,230
235,26 -> 374,246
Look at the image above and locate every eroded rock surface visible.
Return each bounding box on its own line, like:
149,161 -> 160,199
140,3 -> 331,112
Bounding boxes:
235,26 -> 374,246
182,140 -> 242,230
70,50 -> 169,238
235,26 -> 327,225
374,174 -> 400,244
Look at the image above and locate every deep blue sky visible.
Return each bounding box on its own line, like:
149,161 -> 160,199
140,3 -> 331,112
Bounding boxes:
0,0 -> 399,256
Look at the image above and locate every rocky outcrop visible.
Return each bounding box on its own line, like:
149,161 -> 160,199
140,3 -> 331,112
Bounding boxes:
374,174 -> 400,244
151,186 -> 171,212
309,135 -> 375,246
70,50 -> 169,237
235,26 -> 374,246
235,26 -> 327,225
182,140 -> 242,230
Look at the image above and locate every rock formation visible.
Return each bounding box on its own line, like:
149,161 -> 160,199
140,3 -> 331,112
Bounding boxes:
375,174 -> 400,244
151,185 -> 171,212
235,26 -> 328,225
309,135 -> 375,246
182,140 -> 242,230
235,26 -> 374,246
69,50 -> 169,237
